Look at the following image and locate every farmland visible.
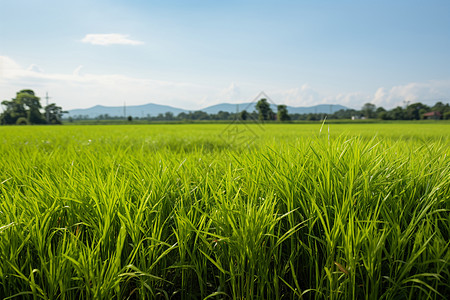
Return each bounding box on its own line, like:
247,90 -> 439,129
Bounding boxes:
0,123 -> 449,299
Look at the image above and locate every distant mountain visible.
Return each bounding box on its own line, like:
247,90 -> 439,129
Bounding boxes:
67,103 -> 187,119
287,104 -> 348,114
200,103 -> 251,114
201,103 -> 348,115
67,102 -> 348,118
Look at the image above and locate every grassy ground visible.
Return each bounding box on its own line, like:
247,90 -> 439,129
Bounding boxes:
0,123 -> 449,299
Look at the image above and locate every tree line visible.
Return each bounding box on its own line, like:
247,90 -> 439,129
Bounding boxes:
1,90 -> 66,125
71,99 -> 450,122
291,102 -> 450,121
4,90 -> 447,125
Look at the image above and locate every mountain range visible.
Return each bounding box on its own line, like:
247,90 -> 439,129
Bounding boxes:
67,102 -> 348,119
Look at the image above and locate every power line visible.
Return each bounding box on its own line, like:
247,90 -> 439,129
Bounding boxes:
45,92 -> 51,123
403,100 -> 411,109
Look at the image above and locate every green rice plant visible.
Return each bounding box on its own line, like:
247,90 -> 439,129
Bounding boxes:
0,123 -> 448,299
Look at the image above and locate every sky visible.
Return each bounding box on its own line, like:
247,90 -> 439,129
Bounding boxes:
1,0 -> 449,110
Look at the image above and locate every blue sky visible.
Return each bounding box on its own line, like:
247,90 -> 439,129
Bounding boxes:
1,0 -> 449,110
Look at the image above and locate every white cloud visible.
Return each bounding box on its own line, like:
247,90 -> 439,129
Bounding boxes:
218,83 -> 241,101
0,55 -> 21,78
276,84 -> 322,107
371,80 -> 450,108
0,55 -> 216,110
328,92 -> 370,109
272,80 -> 450,109
27,64 -> 44,73
272,84 -> 363,108
73,65 -> 83,76
197,83 -> 258,108
81,34 -> 144,46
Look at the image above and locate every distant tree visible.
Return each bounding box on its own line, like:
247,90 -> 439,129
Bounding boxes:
362,103 -> 376,118
44,103 -> 67,124
165,112 -> 174,121
431,101 -> 450,118
128,116 -> 133,122
216,111 -> 230,120
190,111 -> 210,120
177,112 -> 188,121
405,102 -> 428,120
256,98 -> 274,121
306,113 -> 318,121
240,110 -> 249,121
1,90 -> 44,124
249,111 -> 259,120
323,109 -> 358,120
376,107 -> 386,119
1,97 -> 26,124
1,89 -> 68,125
277,105 -> 290,121
431,102 -> 445,113
17,90 -> 46,124
389,106 -> 405,120
378,111 -> 390,120
289,113 -> 301,121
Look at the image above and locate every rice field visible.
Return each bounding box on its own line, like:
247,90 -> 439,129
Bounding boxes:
0,123 -> 449,299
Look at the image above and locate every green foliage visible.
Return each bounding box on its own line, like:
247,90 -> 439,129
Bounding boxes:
256,98 -> 274,121
1,90 -> 65,125
405,102 -> 429,120
277,105 -> 290,121
362,103 -> 376,118
240,110 -> 249,120
28,107 -> 46,124
1,97 -> 27,124
15,117 -> 29,125
376,107 -> 386,119
0,124 -> 449,299
45,103 -> 67,124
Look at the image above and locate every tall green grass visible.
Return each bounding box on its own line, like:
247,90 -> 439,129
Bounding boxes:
0,123 -> 449,299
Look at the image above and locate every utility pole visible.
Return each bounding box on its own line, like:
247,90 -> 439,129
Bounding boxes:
45,92 -> 51,123
124,102 -> 126,119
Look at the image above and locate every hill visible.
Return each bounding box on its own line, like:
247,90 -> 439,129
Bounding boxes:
68,103 -> 186,119
67,102 -> 348,118
201,103 -> 347,115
